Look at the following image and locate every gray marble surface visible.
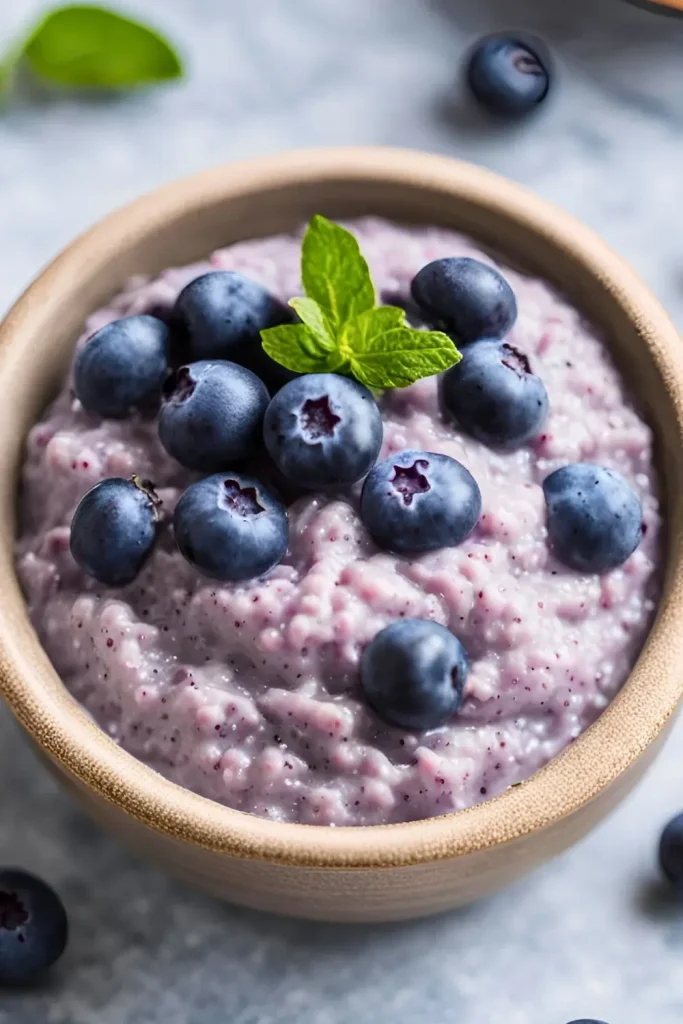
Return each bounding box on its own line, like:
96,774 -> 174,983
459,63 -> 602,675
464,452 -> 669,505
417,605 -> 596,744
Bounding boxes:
1,0 -> 683,1020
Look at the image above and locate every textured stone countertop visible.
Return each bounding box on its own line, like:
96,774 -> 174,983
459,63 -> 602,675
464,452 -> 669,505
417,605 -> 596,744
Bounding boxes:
2,1 -> 683,1021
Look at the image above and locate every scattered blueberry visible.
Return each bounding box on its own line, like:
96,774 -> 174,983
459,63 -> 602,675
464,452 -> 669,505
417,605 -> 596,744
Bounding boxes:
659,812 -> 683,889
361,619 -> 469,730
439,340 -> 548,449
360,450 -> 481,554
159,360 -> 269,472
466,35 -> 550,117
0,869 -> 68,983
70,477 -> 161,586
172,271 -> 295,390
263,373 -> 383,489
174,473 -> 288,581
74,315 -> 169,419
543,463 -> 642,573
411,257 -> 517,344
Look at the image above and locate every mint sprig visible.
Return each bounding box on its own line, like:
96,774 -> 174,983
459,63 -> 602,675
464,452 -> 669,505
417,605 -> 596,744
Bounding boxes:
0,4 -> 183,100
261,216 -> 461,390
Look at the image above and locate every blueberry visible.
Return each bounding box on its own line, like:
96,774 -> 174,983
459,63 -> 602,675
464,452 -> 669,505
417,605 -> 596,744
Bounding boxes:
174,473 -> 288,581
565,1021 -> 609,1024
0,870 -> 68,983
411,257 -> 517,345
172,271 -> 296,390
159,360 -> 269,472
439,340 -> 548,449
543,463 -> 643,573
361,619 -> 468,730
658,812 -> 683,888
70,477 -> 161,586
467,35 -> 550,117
74,315 -> 169,419
263,373 -> 383,489
360,450 -> 481,554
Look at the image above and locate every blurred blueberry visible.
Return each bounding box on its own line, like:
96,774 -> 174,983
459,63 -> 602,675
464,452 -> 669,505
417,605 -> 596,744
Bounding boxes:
0,869 -> 68,983
660,811 -> 683,889
467,35 -> 550,117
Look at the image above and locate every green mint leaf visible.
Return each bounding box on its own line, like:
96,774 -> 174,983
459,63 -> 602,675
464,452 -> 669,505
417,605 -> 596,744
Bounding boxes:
288,297 -> 337,352
0,65 -> 11,103
263,216 -> 460,387
19,5 -> 183,89
341,304 -> 406,349
0,34 -> 24,102
261,324 -> 345,375
345,317 -> 461,389
301,215 -> 375,328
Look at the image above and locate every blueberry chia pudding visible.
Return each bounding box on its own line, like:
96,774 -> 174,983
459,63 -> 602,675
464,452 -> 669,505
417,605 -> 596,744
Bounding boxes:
15,216 -> 661,826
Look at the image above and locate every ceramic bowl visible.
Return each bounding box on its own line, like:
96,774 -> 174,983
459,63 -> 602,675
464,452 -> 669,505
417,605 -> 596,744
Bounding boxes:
1,147 -> 682,923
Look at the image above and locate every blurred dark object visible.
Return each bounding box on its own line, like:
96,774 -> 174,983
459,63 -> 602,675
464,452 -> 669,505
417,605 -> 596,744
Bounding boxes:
624,0 -> 683,14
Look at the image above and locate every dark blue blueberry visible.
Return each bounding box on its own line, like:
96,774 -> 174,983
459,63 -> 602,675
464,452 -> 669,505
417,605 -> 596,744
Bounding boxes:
565,1021 -> 609,1024
360,450 -> 481,554
173,473 -> 288,581
0,870 -> 68,983
74,315 -> 169,419
467,35 -> 550,117
543,463 -> 643,573
263,373 -> 383,489
411,257 -> 517,344
659,812 -> 683,888
172,271 -> 296,390
159,360 -> 269,472
70,477 -> 161,586
361,619 -> 468,730
439,340 -> 548,449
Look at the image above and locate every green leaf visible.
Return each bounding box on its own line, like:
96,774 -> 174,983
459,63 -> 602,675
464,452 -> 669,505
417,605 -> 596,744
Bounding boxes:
346,320 -> 461,390
0,64 -> 11,102
20,5 -> 183,89
261,324 -> 345,375
0,34 -> 24,102
288,297 -> 337,352
301,215 -> 375,328
262,216 -> 461,388
341,304 -> 406,353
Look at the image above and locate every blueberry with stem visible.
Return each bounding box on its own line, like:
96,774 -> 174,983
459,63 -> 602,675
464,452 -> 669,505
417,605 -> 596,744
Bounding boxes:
70,476 -> 161,586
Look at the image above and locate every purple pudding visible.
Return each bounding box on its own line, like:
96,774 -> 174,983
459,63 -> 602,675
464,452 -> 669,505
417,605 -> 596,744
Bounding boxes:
15,218 -> 661,826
